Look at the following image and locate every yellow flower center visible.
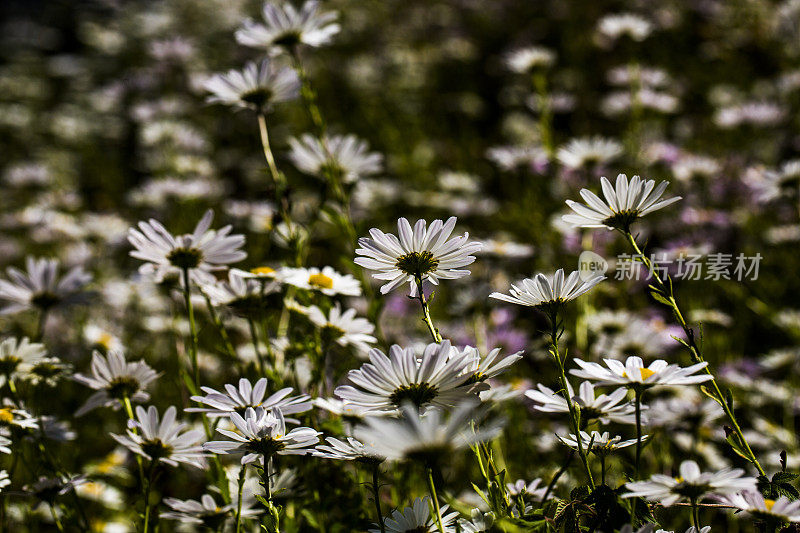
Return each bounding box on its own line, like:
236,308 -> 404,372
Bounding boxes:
765,499 -> 776,511
674,476 -> 684,483
308,273 -> 334,289
0,409 -> 13,423
98,332 -> 114,349
251,266 -> 275,276
639,368 -> 656,380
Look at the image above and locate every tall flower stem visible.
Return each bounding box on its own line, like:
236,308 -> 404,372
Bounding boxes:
257,113 -> 285,191
34,309 -> 49,342
142,460 -> 158,533
201,290 -> 238,361
180,267 -> 201,392
690,498 -> 700,531
248,317 -> 266,375
547,310 -> 595,488
621,230 -> 765,476
290,48 -> 325,137
260,456 -> 280,533
634,388 -> 643,478
425,466 -> 446,533
414,276 -> 442,343
122,396 -> 145,486
235,464 -> 247,533
371,464 -> 386,533
532,71 -> 553,157
49,504 -> 65,532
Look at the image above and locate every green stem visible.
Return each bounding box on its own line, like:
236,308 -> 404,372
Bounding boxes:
415,276 -> 442,343
601,455 -> 606,486
257,113 -> 284,190
181,267 -> 200,391
634,388 -> 643,478
622,230 -> 765,476
49,504 -> 64,532
248,317 -> 265,375
549,311 -> 595,488
142,460 -> 158,533
122,396 -> 146,487
372,464 -> 386,533
290,48 -> 325,137
235,464 -> 246,533
690,498 -> 700,530
425,466 -> 446,533
34,308 -> 49,342
201,290 -> 238,361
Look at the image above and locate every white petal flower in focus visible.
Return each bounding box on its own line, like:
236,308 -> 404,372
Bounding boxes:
204,58 -> 299,112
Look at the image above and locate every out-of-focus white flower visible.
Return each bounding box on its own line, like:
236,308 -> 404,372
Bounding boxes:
557,137 -> 623,169
597,13 -> 653,42
280,266 -> 361,296
288,133 -> 383,183
504,46 -> 556,72
0,256 -> 91,315
368,497 -> 458,533
307,303 -> 376,354
73,351 -> 158,416
204,58 -> 299,112
490,269 -> 604,309
236,0 -> 340,52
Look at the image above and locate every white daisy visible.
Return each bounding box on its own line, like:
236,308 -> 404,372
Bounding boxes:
570,356 -> 713,389
525,381 -> 636,424
368,497 -> 458,533
0,404 -> 39,431
307,303 -> 376,354
562,173 -> 682,231
624,460 -> 757,506
556,136 -> 623,169
288,133 -> 383,183
187,377 -> 311,419
354,217 -> 482,296
0,435 -> 10,455
334,341 -> 482,413
128,209 -> 247,286
280,266 -> 361,296
486,145 -> 549,172
235,0 -> 340,51
458,509 -> 496,533
313,436 -> 385,463
506,478 -> 546,499
203,407 -> 320,465
0,471 -> 9,491
200,268 -> 280,316
458,346 -> 523,383
111,405 -> 206,468
504,46 -> 556,72
490,269 -> 604,311
354,401 -> 502,463
83,323 -> 124,353
204,58 -> 300,112
0,256 -> 91,315
597,13 -> 653,42
161,493 -> 258,526
716,491 -> 800,522
559,431 -> 642,457
73,350 -> 159,416
0,337 -> 46,378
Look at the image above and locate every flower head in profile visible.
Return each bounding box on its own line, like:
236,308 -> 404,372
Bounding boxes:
354,217 -> 482,296
188,377 -> 311,419
559,431 -> 642,458
368,496 -> 458,533
204,58 -> 299,112
128,210 -> 246,286
236,0 -> 340,52
504,46 -> 556,73
280,266 -> 361,296
563,174 -> 681,231
161,493 -> 258,528
355,401 -> 502,464
570,356 -> 713,390
288,133 -> 383,183
313,436 -> 385,464
490,268 -> 604,314
597,13 -> 653,42
0,337 -> 46,378
111,406 -> 206,468
204,407 -> 320,465
458,346 -> 523,383
556,136 -> 623,170
307,304 -> 376,354
0,257 -> 91,315
201,269 -> 280,317
624,460 -> 757,506
716,491 -> 800,523
334,341 -> 482,413
526,381 -> 636,424
73,350 -> 159,416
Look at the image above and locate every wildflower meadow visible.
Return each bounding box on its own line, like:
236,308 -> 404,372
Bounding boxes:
2,0 -> 800,531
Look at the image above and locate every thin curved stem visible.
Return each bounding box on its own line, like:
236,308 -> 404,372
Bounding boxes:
426,466 -> 446,533
622,230 -> 765,476
371,464 -> 385,533
415,277 -> 442,343
235,464 -> 247,533
634,388 -> 643,478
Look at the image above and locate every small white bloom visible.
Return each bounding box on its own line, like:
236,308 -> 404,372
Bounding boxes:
716,491 -> 800,522
368,496 -> 458,533
73,350 -> 159,416
526,381 -> 636,424
458,346 -> 523,382
0,470 -> 9,491
558,431 -> 643,457
490,269 -> 604,309
597,13 -> 653,42
236,0 -> 340,52
200,268 -> 280,316
288,133 -> 383,183
204,407 -> 320,465
0,256 -> 91,315
563,173 -> 682,230
354,217 -> 482,296
307,303 -> 376,354
313,436 -> 385,463
188,377 -> 311,419
204,58 -> 299,112
161,493 -> 258,525
128,209 -> 246,286
570,356 -> 713,389
280,266 -> 361,296
504,46 -> 556,72
111,405 -> 206,468
556,136 -> 623,169
624,460 -> 757,506
0,337 -> 47,378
